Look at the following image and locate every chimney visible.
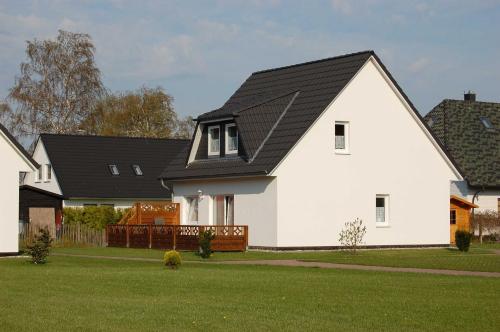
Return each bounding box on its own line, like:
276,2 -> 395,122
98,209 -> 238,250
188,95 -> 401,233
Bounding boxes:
464,91 -> 476,102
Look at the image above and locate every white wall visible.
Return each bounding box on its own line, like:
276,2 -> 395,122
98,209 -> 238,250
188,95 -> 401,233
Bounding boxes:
172,177 -> 278,247
0,132 -> 36,253
23,140 -> 63,195
467,190 -> 499,213
272,58 -> 460,247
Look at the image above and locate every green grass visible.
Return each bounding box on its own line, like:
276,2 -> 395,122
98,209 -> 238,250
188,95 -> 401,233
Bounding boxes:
1,255 -> 499,331
52,244 -> 500,272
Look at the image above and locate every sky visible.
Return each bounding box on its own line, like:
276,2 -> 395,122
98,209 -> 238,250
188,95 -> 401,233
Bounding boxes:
0,0 -> 499,118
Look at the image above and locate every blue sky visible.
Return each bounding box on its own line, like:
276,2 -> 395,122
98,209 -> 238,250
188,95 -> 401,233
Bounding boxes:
0,0 -> 499,117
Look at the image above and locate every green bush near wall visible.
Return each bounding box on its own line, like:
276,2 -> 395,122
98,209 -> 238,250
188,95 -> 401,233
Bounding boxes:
63,206 -> 127,230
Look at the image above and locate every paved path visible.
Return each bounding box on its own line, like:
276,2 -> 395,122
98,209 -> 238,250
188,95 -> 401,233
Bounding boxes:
52,253 -> 500,278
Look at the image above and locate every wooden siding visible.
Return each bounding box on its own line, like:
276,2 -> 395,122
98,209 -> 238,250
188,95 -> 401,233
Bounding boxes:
450,196 -> 477,244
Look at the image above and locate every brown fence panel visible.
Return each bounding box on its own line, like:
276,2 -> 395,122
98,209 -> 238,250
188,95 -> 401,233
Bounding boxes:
128,225 -> 150,248
151,225 -> 175,249
175,226 -> 200,250
107,225 -> 127,247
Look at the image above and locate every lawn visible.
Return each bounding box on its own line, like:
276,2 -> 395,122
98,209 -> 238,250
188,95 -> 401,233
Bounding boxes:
1,255 -> 499,331
52,243 -> 500,272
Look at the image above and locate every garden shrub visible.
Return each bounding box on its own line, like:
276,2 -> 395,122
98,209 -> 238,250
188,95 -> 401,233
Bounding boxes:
163,250 -> 181,269
25,228 -> 53,264
455,230 -> 472,252
338,218 -> 367,253
63,206 -> 126,229
198,229 -> 215,259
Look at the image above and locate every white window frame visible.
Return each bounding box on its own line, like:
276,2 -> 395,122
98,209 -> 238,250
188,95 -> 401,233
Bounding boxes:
334,121 -> 350,154
207,125 -> 221,156
211,194 -> 234,226
44,164 -> 52,182
376,194 -> 390,227
225,123 -> 238,155
132,164 -> 143,176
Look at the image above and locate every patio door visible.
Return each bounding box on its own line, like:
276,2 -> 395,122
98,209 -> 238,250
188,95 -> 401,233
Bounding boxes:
213,195 -> 234,225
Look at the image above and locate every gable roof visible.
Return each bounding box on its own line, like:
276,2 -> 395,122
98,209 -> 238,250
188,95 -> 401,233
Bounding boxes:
425,99 -> 499,188
0,122 -> 39,169
39,134 -> 189,199
160,50 -> 462,181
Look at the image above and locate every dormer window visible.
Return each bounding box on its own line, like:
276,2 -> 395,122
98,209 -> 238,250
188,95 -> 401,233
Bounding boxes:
208,125 -> 220,156
132,165 -> 143,176
108,164 -> 120,176
225,123 -> 238,154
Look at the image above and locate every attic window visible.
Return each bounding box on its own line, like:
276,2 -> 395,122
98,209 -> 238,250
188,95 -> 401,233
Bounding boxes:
225,123 -> 238,154
108,164 -> 120,176
208,125 -> 220,156
479,116 -> 494,130
132,165 -> 143,176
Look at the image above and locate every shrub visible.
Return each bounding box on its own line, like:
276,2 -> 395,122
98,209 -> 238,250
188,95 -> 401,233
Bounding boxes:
455,230 -> 472,252
63,206 -> 127,229
198,229 -> 215,259
163,250 -> 181,269
338,218 -> 367,253
25,228 -> 53,264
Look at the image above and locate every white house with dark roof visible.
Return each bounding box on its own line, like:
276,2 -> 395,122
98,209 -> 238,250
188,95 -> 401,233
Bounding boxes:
159,51 -> 464,249
23,134 -> 189,208
0,123 -> 38,254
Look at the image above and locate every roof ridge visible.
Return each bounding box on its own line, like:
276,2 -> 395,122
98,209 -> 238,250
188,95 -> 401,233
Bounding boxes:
253,50 -> 374,75
40,133 -> 190,141
443,98 -> 500,105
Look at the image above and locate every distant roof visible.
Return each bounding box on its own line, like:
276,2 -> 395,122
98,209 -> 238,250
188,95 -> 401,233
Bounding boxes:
425,99 -> 499,188
39,134 -> 189,198
161,50 -> 458,181
0,122 -> 39,169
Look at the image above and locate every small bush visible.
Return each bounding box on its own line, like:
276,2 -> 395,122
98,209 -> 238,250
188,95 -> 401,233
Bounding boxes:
198,229 -> 215,259
25,228 -> 53,264
163,250 -> 181,269
455,230 -> 472,252
338,218 -> 367,253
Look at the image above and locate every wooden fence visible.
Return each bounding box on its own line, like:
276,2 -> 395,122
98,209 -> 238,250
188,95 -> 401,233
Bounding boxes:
107,224 -> 248,251
118,202 -> 180,225
19,223 -> 106,247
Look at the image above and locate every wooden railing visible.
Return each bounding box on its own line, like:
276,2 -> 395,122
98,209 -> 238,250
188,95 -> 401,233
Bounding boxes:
106,225 -> 248,251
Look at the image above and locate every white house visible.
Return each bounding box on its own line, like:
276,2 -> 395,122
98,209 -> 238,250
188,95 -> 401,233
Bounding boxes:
159,51 -> 463,249
0,123 -> 38,255
425,93 -> 499,214
23,134 -> 189,208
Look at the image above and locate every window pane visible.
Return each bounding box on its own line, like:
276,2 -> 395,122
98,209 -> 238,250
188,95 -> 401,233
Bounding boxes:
376,197 -> 385,223
225,196 -> 234,225
227,126 -> 238,152
187,198 -> 198,223
335,124 -> 345,149
209,128 -> 220,153
46,165 -> 52,180
450,210 -> 456,225
335,124 -> 345,136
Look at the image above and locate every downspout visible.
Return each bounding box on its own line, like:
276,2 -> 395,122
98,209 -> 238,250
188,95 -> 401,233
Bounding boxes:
160,178 -> 173,201
471,187 -> 484,243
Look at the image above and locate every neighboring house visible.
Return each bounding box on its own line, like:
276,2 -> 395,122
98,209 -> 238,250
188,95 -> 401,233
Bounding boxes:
0,123 -> 38,255
23,134 -> 189,208
425,93 -> 499,213
159,50 -> 463,249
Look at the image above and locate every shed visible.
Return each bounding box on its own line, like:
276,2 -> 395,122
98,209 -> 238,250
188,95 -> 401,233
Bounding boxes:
19,185 -> 64,231
450,195 -> 478,244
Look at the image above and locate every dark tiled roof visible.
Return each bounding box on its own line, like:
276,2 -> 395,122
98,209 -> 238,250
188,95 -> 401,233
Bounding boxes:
40,134 -> 189,198
425,100 -> 500,188
161,51 -> 373,180
0,122 -> 39,168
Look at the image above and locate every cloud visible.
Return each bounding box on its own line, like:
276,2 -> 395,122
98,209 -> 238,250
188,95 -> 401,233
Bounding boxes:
408,57 -> 431,73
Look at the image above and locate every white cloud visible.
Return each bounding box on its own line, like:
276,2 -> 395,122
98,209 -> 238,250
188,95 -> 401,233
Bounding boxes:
408,57 -> 431,73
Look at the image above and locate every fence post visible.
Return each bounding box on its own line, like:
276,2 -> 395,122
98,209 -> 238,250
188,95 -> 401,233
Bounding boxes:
244,226 -> 248,250
126,224 -> 130,248
148,224 -> 152,249
173,225 -> 177,250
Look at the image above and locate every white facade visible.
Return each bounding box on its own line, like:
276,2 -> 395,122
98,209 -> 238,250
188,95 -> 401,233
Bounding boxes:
172,57 -> 462,248
0,130 -> 37,253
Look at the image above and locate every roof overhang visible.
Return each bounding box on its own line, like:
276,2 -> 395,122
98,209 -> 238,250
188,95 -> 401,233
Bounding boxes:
450,195 -> 479,208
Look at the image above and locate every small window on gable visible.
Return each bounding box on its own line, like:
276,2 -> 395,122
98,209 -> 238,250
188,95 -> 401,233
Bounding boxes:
376,195 -> 389,226
208,125 -> 220,156
45,164 -> 52,182
225,123 -> 238,154
36,166 -> 42,182
479,116 -> 494,130
132,165 -> 143,176
335,121 -> 349,153
108,164 -> 120,176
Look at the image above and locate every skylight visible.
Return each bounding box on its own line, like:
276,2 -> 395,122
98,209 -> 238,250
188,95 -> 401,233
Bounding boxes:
479,116 -> 494,130
108,164 -> 120,176
132,165 -> 143,176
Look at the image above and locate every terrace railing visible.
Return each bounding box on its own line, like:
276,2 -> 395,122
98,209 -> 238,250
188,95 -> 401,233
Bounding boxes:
106,224 -> 248,252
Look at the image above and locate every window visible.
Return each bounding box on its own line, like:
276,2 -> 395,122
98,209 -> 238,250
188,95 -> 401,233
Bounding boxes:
186,197 -> 199,224
479,116 -> 494,130
427,117 -> 434,127
335,121 -> 349,153
132,165 -> 143,176
44,164 -> 52,182
376,195 -> 389,226
225,123 -> 238,154
212,195 -> 234,225
108,164 -> 119,176
208,126 -> 220,156
450,210 -> 457,225
35,166 -> 42,182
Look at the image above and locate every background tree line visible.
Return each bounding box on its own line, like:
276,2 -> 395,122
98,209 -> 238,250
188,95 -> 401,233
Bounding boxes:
0,30 -> 194,148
